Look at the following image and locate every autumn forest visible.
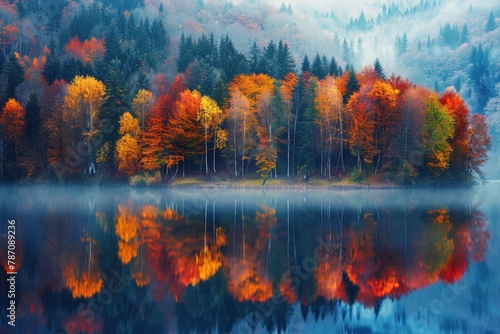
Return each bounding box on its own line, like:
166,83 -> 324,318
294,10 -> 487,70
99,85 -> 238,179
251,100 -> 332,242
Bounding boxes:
0,0 -> 493,185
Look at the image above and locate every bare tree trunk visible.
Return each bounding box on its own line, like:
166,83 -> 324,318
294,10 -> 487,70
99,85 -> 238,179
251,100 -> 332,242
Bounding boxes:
292,107 -> 299,177
38,142 -> 45,174
375,154 -> 381,175
213,129 -> 217,173
328,133 -> 332,180
339,111 -> 345,174
205,124 -> 208,175
242,114 -> 246,177
170,163 -> 179,182
0,138 -> 3,179
287,114 -> 291,178
320,126 -> 324,177
234,120 -> 238,177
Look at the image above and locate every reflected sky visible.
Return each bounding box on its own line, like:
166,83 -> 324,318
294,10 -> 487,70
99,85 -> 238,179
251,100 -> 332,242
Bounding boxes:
0,185 -> 499,333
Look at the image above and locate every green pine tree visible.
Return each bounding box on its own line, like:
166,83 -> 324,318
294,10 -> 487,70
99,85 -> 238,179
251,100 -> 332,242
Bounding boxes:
486,12 -> 496,32
6,55 -> 25,100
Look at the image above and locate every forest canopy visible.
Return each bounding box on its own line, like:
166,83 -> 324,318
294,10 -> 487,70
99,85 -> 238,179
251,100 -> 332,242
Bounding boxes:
0,0 -> 493,186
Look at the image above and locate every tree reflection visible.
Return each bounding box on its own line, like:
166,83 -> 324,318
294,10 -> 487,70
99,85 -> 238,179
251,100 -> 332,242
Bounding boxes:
1,188 -> 492,333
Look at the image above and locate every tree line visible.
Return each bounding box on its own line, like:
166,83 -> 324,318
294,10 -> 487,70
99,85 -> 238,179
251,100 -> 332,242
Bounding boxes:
0,3 -> 491,185
0,56 -> 490,185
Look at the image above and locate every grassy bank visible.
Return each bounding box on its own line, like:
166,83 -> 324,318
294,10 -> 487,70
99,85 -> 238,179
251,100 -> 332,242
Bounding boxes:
167,175 -> 398,189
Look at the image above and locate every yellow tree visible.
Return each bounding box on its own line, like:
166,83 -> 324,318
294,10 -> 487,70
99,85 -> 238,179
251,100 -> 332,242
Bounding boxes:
280,72 -> 298,178
229,74 -> 275,175
315,76 -> 345,179
255,91 -> 279,177
227,89 -> 250,176
0,99 -> 25,178
64,75 -> 105,174
116,112 -> 141,176
198,95 -> 225,174
132,89 -> 155,130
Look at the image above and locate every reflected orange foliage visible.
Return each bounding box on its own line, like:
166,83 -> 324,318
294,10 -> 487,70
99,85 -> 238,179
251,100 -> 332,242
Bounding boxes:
63,263 -> 103,298
228,205 -> 274,302
196,227 -> 226,281
118,240 -> 139,264
228,261 -> 273,302
115,204 -> 140,264
133,270 -> 151,288
115,204 -> 138,242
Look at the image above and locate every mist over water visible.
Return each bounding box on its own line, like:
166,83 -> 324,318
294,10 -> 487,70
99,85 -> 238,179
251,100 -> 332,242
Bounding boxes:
0,184 -> 499,333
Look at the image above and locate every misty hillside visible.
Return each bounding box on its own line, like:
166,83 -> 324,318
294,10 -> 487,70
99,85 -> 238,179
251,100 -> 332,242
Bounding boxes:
0,0 -> 498,182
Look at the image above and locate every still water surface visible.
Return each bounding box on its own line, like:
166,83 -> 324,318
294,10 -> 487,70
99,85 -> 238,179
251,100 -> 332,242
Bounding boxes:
0,185 -> 499,333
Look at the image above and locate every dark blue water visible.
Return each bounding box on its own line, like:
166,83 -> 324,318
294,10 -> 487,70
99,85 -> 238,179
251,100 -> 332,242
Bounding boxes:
0,184 -> 499,333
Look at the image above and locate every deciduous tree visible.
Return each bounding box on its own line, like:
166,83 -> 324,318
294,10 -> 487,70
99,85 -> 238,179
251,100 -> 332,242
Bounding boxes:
64,75 -> 105,174
132,89 -> 155,130
466,114 -> 491,180
367,80 -> 400,174
423,96 -> 454,171
116,112 -> 140,176
0,99 -> 25,178
198,95 -> 225,174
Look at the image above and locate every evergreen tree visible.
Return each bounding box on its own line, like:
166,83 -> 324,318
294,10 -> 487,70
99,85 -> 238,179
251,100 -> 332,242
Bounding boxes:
136,71 -> 150,92
311,53 -> 325,79
301,55 -> 311,73
199,61 -> 217,98
218,35 -> 247,82
374,58 -> 386,80
328,56 -> 340,76
344,69 -> 359,104
25,91 -> 41,144
208,33 -> 218,67
196,34 -> 212,60
342,39 -> 350,63
42,41 -> 60,85
177,34 -> 195,73
486,12 -> 496,32
358,11 -> 367,30
263,40 -> 277,76
151,18 -> 168,51
276,41 -> 295,79
249,41 -> 260,73
402,33 -> 408,52
5,55 -> 25,100
61,58 -> 91,82
105,59 -> 126,104
460,24 -> 469,44
296,78 -> 318,179
321,55 -> 329,77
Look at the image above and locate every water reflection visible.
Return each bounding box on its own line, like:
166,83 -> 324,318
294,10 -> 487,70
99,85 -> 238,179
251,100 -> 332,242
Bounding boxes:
0,186 -> 494,333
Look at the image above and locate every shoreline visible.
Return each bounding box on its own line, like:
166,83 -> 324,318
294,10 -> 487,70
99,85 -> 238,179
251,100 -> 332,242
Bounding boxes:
3,175 -> 484,190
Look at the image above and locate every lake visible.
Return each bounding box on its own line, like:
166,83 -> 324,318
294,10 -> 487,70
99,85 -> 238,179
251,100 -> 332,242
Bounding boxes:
0,184 -> 499,333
